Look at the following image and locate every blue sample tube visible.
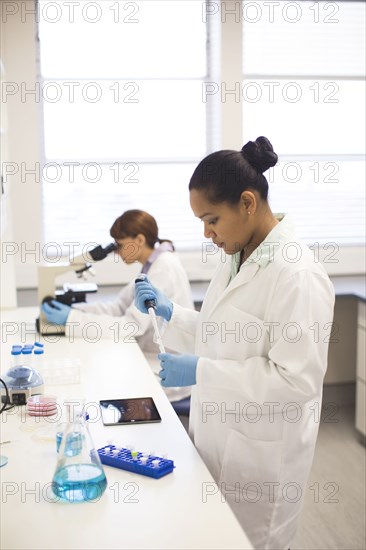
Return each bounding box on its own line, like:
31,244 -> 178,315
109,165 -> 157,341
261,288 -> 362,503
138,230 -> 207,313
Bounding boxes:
11,349 -> 22,367
33,348 -> 44,370
21,348 -> 33,367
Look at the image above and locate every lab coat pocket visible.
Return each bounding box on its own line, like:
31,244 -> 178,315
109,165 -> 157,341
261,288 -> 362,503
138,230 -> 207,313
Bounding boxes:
219,429 -> 284,548
219,428 -> 282,493
219,305 -> 269,360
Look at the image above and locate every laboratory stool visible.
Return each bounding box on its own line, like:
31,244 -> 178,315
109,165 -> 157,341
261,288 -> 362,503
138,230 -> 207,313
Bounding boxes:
172,396 -> 191,416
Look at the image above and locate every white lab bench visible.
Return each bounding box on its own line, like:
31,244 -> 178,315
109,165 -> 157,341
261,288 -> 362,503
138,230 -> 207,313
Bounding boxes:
0,307 -> 253,550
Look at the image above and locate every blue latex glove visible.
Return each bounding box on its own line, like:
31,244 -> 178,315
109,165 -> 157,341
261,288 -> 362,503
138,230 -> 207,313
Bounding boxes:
158,353 -> 198,387
41,300 -> 71,325
135,277 -> 173,321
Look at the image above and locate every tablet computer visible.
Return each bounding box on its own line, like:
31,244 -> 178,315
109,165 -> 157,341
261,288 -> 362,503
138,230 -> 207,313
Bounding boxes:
99,397 -> 161,426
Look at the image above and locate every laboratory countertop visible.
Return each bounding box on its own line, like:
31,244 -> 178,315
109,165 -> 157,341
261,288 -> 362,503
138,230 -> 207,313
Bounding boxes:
191,275 -> 366,303
0,307 -> 252,550
329,275 -> 366,302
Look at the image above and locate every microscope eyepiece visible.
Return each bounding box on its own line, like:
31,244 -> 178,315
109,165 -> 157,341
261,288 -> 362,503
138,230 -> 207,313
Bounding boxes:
104,242 -> 118,255
89,243 -> 117,261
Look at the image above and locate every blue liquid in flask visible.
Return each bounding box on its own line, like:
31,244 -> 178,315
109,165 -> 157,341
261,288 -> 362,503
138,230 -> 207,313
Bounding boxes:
52,407 -> 107,503
52,463 -> 107,502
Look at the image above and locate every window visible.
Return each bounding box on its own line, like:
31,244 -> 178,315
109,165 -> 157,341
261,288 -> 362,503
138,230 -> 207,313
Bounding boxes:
242,0 -> 365,245
38,0 -> 218,251
38,0 -> 365,257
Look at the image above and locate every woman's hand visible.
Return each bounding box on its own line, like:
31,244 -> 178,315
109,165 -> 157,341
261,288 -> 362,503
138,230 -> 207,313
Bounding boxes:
41,300 -> 71,325
158,353 -> 198,386
135,277 -> 173,321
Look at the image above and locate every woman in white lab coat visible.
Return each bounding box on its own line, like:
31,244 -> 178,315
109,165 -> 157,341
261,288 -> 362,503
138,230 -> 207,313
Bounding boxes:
135,138 -> 335,549
42,209 -> 194,402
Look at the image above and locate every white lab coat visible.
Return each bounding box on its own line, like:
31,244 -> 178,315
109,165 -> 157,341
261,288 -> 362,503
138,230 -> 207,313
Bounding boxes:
163,215 -> 335,549
66,251 -> 194,401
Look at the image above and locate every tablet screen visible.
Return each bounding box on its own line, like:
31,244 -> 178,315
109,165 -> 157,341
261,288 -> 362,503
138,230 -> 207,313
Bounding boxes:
99,397 -> 161,426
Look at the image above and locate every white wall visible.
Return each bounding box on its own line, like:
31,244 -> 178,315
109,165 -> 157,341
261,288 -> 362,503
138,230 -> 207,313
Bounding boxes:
0,58 -> 17,307
1,1 -> 41,299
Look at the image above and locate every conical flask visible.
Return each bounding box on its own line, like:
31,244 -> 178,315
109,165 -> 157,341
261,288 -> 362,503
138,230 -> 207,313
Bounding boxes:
51,404 -> 107,502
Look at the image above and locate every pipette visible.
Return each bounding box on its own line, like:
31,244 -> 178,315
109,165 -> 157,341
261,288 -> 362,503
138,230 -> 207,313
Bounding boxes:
135,277 -> 166,354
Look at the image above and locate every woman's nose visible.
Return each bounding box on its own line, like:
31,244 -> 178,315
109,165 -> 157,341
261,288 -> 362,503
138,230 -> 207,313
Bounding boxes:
203,222 -> 215,239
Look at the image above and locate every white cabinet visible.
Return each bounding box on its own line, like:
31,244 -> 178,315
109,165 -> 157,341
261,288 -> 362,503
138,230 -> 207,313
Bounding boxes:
356,301 -> 366,437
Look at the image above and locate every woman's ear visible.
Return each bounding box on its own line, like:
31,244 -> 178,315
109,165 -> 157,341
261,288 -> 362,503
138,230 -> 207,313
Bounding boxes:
136,233 -> 147,247
240,191 -> 256,215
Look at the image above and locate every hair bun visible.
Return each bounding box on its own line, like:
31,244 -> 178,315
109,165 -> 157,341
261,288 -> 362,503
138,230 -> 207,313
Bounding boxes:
241,136 -> 278,173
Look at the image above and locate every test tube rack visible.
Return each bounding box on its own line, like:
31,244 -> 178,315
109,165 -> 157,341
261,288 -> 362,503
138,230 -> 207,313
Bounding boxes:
97,445 -> 175,479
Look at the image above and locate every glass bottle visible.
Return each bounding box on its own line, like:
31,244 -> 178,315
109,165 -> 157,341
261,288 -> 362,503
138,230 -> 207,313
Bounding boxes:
51,405 -> 107,503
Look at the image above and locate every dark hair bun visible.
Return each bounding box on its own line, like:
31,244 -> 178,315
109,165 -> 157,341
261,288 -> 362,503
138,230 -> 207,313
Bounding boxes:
241,136 -> 278,173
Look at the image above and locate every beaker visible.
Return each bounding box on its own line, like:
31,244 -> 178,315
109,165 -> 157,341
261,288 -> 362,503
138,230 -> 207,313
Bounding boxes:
51,404 -> 107,503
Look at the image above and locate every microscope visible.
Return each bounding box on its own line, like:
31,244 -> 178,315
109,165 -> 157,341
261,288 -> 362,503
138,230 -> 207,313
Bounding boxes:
36,243 -> 117,335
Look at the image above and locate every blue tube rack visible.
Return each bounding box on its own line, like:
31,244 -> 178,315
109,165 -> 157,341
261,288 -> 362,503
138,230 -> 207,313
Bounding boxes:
97,445 -> 175,479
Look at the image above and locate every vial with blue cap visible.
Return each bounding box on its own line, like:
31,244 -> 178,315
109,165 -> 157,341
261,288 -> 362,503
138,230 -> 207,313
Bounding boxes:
11,346 -> 23,368
21,346 -> 33,368
33,346 -> 45,371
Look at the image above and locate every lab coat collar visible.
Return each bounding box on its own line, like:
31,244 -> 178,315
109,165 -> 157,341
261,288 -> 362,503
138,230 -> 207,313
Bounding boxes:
202,258 -> 259,320
141,242 -> 174,274
226,258 -> 260,292
218,214 -> 292,295
242,213 -> 293,269
202,214 -> 293,318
